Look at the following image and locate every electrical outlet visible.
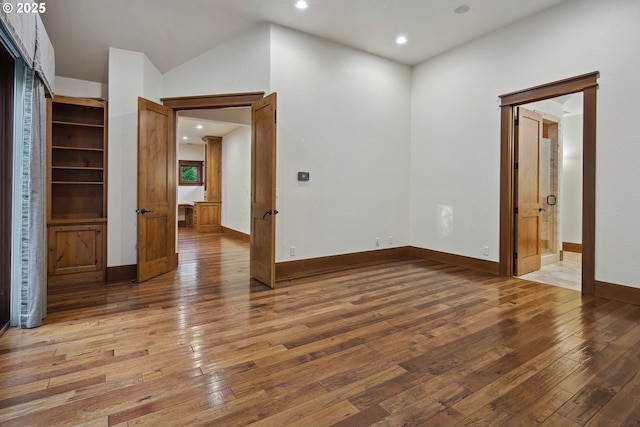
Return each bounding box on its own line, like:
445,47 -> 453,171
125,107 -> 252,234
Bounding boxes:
290,246 -> 296,256
388,235 -> 393,245
376,238 -> 380,247
483,246 -> 489,256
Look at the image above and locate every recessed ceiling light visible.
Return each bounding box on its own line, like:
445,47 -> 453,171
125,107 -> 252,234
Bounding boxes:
295,0 -> 308,10
396,35 -> 408,45
196,125 -> 203,129
454,5 -> 470,14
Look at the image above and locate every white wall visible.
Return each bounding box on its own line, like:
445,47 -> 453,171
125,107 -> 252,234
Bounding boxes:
162,24 -> 270,98
562,113 -> 583,244
107,47 -> 163,267
270,25 -> 412,262
411,0 -> 640,287
222,126 -> 251,234
54,76 -> 107,99
143,55 -> 163,104
177,143 -> 205,207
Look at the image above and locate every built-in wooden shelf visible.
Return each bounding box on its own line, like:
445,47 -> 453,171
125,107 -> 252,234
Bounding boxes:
47,95 -> 108,285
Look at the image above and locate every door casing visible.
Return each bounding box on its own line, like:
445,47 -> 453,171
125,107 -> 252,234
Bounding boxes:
0,44 -> 14,332
161,92 -> 267,275
499,72 -> 598,295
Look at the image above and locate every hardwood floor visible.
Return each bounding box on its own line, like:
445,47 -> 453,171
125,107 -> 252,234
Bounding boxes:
2,230 -> 640,426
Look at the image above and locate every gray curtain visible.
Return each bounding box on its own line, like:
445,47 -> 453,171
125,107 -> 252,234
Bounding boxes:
18,68 -> 47,328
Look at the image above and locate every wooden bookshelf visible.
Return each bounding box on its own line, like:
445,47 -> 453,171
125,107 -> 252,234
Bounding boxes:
47,96 -> 107,285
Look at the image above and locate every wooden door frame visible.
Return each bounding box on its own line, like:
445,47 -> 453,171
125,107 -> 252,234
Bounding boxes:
0,43 -> 14,333
161,91 -> 265,256
499,72 -> 598,295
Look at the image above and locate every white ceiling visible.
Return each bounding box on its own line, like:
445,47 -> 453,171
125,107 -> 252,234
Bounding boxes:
41,0 -> 569,84
178,108 -> 251,145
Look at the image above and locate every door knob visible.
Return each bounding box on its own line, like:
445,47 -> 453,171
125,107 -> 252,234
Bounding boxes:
262,209 -> 279,220
539,207 -> 546,212
136,208 -> 154,214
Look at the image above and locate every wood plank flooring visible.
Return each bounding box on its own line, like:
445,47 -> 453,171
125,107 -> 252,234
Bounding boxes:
2,230 -> 640,426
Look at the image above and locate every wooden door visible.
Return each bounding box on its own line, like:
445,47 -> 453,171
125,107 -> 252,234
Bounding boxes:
514,107 -> 543,276
250,93 -> 277,288
137,98 -> 176,282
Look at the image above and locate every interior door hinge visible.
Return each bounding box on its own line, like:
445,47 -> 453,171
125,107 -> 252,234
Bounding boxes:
274,109 -> 277,124
514,162 -> 519,170
514,207 -> 518,214
513,252 -> 518,259
514,118 -> 519,126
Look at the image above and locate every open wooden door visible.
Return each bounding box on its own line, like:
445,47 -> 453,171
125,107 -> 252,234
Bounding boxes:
250,93 -> 277,288
514,107 -> 543,276
137,97 -> 176,282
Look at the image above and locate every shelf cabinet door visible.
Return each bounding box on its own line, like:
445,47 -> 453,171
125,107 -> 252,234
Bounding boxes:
195,202 -> 221,233
47,224 -> 105,284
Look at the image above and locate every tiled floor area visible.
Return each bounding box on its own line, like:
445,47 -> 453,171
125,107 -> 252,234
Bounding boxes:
519,251 -> 582,291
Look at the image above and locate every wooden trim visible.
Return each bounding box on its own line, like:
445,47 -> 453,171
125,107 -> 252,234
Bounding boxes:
410,247 -> 500,276
276,246 -> 501,281
500,72 -> 599,106
0,44 -> 14,326
276,247 -> 412,281
595,281 -> 640,307
562,242 -> 583,253
178,160 -> 204,186
203,136 -> 222,202
221,226 -> 250,242
161,92 -> 265,110
106,264 -> 137,283
499,72 -> 599,297
499,105 -> 515,277
582,85 -> 597,296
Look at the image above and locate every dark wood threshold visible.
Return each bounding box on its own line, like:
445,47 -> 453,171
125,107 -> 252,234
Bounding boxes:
222,226 -> 250,242
106,264 -> 137,283
563,242 -> 583,253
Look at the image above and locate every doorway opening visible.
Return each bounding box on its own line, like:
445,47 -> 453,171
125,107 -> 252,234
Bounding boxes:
514,94 -> 584,291
160,92 -> 278,288
499,72 -> 598,296
176,107 -> 251,240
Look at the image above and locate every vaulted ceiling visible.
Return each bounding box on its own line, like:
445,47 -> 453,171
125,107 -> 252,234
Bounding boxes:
41,0 -> 568,84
